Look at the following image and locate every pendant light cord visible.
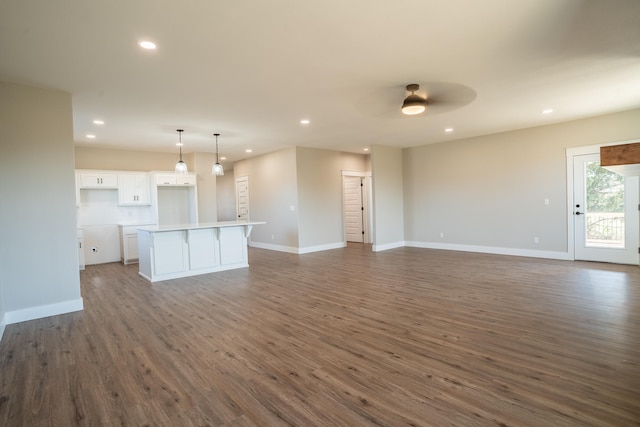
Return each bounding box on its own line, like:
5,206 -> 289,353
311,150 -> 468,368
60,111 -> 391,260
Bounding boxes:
215,133 -> 220,163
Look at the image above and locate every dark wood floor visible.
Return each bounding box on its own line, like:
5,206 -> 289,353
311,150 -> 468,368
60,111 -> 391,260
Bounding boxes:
1,245 -> 639,426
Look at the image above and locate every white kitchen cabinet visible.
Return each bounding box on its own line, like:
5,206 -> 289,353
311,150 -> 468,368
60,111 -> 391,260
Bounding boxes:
152,230 -> 188,275
119,224 -> 152,264
155,173 -> 196,186
188,228 -> 218,270
78,229 -> 85,270
118,174 -> 150,205
78,171 -> 118,189
137,221 -> 264,282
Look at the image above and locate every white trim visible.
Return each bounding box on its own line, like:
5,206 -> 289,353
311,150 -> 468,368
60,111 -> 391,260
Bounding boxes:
565,138 -> 640,263
341,170 -> 371,177
298,242 -> 346,254
249,241 -> 346,254
565,139 -> 640,158
0,313 -> 6,342
405,241 -> 572,260
566,153 -> 577,261
372,241 -> 405,252
4,298 -> 84,325
249,241 -> 299,254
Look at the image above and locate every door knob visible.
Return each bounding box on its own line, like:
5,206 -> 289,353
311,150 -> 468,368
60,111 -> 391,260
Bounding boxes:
575,211 -> 583,215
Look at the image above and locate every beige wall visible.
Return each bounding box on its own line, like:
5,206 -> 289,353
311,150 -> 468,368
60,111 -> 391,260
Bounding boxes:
403,108 -> 640,253
296,148 -> 369,249
371,145 -> 405,249
234,147 -> 300,248
192,152 -> 217,223
0,82 -> 81,315
75,146 -> 187,171
216,170 -> 237,221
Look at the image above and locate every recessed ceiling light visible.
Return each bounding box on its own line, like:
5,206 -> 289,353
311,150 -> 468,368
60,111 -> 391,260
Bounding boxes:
542,108 -> 554,114
245,149 -> 253,153
445,128 -> 454,133
300,119 -> 310,124
86,134 -> 96,139
220,156 -> 227,161
139,40 -> 156,50
93,120 -> 104,125
363,148 -> 369,152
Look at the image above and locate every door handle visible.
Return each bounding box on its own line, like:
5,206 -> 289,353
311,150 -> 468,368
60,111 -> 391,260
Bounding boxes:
575,211 -> 583,215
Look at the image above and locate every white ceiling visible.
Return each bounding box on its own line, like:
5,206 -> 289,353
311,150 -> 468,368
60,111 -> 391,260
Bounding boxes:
1,0 -> 639,166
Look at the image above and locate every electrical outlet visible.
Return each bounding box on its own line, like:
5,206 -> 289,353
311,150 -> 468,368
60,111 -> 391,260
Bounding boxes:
533,237 -> 539,244
439,232 -> 444,238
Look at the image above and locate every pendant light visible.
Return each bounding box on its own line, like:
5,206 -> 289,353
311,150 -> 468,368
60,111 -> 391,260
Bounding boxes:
212,133 -> 224,176
175,129 -> 188,174
401,84 -> 427,115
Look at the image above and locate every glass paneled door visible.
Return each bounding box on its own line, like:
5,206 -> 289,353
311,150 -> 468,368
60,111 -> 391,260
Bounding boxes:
573,153 -> 639,264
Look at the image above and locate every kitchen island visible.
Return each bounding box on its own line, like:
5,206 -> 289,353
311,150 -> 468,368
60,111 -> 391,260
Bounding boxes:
137,221 -> 265,282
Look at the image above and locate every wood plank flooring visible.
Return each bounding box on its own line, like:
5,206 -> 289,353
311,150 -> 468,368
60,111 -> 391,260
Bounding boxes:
1,244 -> 639,426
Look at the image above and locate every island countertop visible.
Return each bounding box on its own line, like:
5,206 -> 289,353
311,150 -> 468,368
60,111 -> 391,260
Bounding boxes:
137,220 -> 266,233
137,220 -> 265,282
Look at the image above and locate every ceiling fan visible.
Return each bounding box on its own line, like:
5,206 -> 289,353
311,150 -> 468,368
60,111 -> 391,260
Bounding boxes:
355,81 -> 477,119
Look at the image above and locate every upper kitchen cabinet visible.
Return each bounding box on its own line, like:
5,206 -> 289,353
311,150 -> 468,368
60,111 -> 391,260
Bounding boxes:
155,173 -> 196,186
118,173 -> 151,206
77,171 -> 118,189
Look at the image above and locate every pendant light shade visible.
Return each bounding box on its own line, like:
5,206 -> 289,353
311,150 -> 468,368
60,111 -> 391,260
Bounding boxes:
213,133 -> 224,176
401,84 -> 426,115
175,129 -> 188,174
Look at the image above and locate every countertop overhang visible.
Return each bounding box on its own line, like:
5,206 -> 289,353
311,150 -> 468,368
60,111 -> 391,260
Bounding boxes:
137,220 -> 266,233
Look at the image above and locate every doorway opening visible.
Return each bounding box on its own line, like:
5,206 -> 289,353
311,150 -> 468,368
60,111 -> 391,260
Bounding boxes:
567,145 -> 639,265
342,172 -> 372,244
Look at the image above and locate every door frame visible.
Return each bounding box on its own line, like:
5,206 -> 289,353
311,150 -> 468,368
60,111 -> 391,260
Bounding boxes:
342,170 -> 372,244
566,139 -> 639,262
235,175 -> 249,221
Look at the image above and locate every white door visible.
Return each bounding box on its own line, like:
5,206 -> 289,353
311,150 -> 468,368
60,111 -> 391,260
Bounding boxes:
573,153 -> 639,264
343,176 -> 364,242
235,176 -> 249,221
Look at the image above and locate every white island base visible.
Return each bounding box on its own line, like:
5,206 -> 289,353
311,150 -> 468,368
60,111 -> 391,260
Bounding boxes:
137,221 -> 264,282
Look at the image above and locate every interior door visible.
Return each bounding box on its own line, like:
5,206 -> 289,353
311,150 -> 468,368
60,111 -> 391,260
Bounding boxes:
573,153 -> 639,264
343,176 -> 364,242
235,176 -> 249,221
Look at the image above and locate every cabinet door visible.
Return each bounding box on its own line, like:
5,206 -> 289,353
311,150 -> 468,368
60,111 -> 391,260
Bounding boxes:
176,174 -> 196,186
78,238 -> 85,270
79,172 -> 118,188
125,234 -> 139,261
155,174 -> 177,186
119,174 -> 150,205
188,229 -> 218,269
153,231 -> 187,275
155,174 -> 196,186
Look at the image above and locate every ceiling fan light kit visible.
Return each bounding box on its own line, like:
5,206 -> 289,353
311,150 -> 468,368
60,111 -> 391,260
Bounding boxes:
402,83 -> 427,115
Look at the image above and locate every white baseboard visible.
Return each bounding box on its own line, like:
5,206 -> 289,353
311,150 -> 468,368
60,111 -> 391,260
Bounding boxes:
4,298 -> 84,326
250,241 -> 346,254
372,241 -> 406,252
298,242 -> 346,254
0,312 -> 6,341
249,241 -> 300,253
404,241 -> 572,261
